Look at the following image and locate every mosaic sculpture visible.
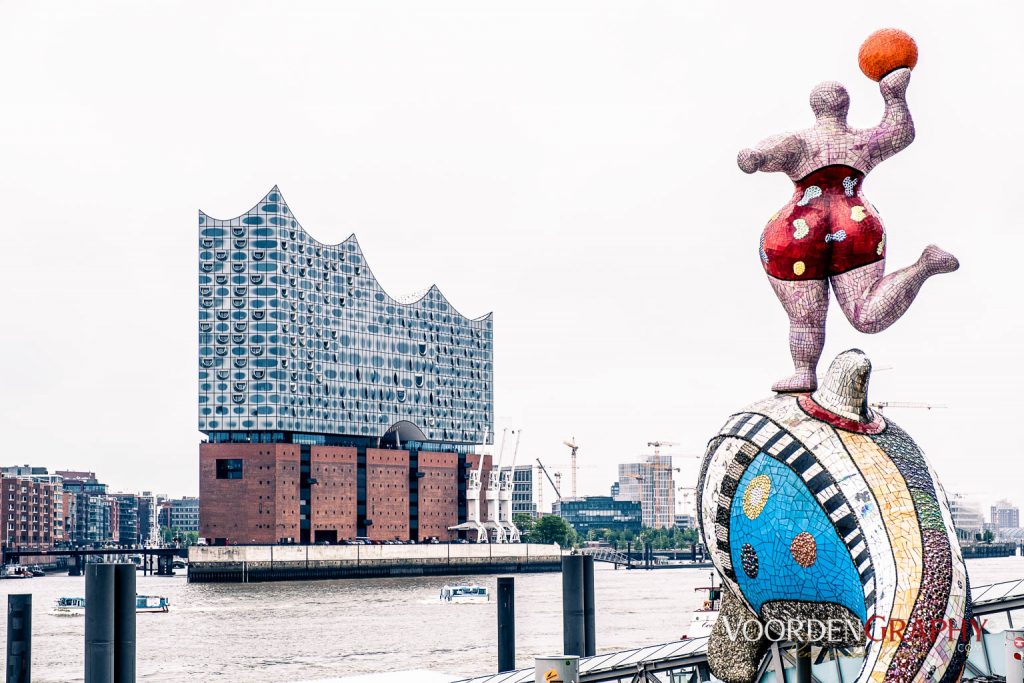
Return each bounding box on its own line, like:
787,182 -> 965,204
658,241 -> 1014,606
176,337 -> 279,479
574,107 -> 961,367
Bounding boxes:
697,350 -> 972,682
738,28 -> 958,392
696,30 -> 971,683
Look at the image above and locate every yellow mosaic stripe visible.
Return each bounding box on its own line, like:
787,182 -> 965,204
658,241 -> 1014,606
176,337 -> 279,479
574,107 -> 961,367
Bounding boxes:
840,432 -> 923,682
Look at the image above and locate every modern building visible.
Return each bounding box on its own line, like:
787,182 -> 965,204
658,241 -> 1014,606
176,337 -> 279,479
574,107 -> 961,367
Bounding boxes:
990,500 -> 1020,530
504,464 -> 536,519
59,471 -> 116,546
168,497 -> 200,533
1,465 -> 67,547
1,472 -> 57,551
198,188 -> 494,544
616,454 -> 676,529
950,493 -> 985,542
558,496 -> 642,535
111,493 -> 140,546
674,513 -> 694,530
136,492 -> 161,545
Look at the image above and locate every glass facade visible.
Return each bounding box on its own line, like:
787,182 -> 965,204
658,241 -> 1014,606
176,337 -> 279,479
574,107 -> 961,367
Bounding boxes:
559,496 -> 642,535
198,187 -> 494,445
616,455 -> 676,529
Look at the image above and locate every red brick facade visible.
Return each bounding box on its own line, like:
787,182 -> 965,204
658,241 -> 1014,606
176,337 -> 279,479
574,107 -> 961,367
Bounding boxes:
417,451 -> 458,541
199,443 -> 301,544
310,446 -> 358,542
365,449 -> 409,541
1,476 -> 56,551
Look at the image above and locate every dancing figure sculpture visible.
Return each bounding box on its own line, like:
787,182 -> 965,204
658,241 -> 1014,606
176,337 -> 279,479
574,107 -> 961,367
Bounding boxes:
739,65 -> 958,392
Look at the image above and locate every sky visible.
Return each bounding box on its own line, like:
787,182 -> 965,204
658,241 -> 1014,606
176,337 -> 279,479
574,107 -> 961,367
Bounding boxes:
0,1 -> 1021,514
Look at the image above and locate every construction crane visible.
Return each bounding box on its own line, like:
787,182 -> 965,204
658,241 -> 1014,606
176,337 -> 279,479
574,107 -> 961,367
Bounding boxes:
563,437 -> 579,500
869,401 -> 947,414
536,458 -> 562,502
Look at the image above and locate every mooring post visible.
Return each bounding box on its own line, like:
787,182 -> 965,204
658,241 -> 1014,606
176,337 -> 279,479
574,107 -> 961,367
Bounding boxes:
85,563 -> 116,683
6,594 -> 32,683
497,577 -> 515,672
561,555 -> 585,657
583,555 -> 595,657
114,563 -> 137,683
795,642 -> 811,683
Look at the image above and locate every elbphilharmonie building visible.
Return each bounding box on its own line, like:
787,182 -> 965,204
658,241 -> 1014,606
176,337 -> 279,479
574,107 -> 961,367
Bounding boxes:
198,188 -> 495,544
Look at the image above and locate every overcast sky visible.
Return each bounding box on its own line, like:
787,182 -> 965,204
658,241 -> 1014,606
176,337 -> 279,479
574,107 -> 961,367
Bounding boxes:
1,1 -> 1020,515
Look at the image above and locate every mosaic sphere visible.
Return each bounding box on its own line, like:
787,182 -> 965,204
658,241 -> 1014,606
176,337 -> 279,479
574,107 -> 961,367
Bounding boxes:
858,28 -> 918,82
697,350 -> 973,683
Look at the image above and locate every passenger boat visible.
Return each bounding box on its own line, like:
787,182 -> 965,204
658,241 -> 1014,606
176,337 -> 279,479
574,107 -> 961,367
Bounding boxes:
683,572 -> 721,639
51,595 -> 171,616
1,564 -> 34,579
439,584 -> 489,603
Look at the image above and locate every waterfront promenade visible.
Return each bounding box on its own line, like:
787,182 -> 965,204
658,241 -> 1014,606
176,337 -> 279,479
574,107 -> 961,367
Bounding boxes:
188,543 -> 563,582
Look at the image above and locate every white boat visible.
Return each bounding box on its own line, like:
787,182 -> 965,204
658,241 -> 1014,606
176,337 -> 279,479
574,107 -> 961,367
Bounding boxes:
2,564 -> 34,579
52,597 -> 86,616
439,584 -> 489,603
683,572 -> 721,639
51,595 -> 170,616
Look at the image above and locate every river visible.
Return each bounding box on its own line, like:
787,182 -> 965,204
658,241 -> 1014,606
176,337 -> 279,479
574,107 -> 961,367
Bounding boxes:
2,556 -> 1023,682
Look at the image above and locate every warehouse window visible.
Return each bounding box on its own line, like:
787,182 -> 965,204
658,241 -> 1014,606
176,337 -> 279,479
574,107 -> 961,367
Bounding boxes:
216,459 -> 244,480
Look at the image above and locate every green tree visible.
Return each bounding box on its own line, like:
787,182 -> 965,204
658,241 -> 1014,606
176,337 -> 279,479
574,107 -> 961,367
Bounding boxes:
513,513 -> 535,539
532,515 -> 576,548
982,529 -> 995,543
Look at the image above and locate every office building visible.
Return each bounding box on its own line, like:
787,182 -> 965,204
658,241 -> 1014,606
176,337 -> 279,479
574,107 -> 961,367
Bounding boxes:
558,496 -> 642,535
949,493 -> 984,542
198,188 -> 494,544
111,493 -> 140,546
168,497 -> 201,533
990,500 -> 1020,530
504,464 -> 536,519
616,454 -> 676,528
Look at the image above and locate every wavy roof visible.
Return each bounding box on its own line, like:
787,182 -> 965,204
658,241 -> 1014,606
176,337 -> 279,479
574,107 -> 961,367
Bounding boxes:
199,186 -> 492,323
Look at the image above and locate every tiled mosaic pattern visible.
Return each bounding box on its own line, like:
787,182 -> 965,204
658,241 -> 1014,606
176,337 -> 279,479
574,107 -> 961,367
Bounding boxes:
198,188 -> 493,443
697,350 -> 970,683
738,69 -> 959,392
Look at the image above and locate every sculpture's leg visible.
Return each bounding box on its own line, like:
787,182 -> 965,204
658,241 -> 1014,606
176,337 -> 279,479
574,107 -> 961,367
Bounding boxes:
767,276 -> 828,392
831,246 -> 959,334
707,588 -> 769,683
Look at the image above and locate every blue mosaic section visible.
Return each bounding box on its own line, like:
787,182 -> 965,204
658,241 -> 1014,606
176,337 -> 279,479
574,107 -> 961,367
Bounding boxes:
198,187 -> 494,444
729,453 -> 865,621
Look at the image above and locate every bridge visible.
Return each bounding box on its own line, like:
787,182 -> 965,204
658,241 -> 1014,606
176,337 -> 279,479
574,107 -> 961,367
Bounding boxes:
452,578 -> 1024,683
1,546 -> 188,576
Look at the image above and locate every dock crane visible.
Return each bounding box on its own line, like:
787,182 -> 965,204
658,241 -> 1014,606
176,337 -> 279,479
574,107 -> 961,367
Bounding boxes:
498,430 -> 522,542
447,436 -> 490,542
563,438 -> 579,500
484,428 -> 508,543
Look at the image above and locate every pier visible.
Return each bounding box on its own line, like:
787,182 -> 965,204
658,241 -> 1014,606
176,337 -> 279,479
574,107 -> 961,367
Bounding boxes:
187,543 -> 562,583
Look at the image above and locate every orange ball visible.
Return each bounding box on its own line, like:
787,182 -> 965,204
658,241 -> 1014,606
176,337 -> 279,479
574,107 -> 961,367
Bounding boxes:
858,28 -> 918,82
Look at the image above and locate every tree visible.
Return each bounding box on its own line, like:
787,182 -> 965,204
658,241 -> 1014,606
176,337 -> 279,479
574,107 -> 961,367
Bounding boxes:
513,513 -> 535,539
982,529 -> 995,544
531,515 -> 576,548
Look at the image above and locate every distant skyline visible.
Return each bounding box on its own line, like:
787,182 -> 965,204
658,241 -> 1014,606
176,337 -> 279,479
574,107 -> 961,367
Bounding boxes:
1,2 -> 1021,513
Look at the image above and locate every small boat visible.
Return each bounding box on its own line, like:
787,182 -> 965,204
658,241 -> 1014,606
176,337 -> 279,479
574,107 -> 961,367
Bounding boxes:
52,597 -> 86,616
683,571 -> 721,639
439,584 -> 489,603
51,595 -> 170,616
135,595 -> 171,613
2,564 -> 34,579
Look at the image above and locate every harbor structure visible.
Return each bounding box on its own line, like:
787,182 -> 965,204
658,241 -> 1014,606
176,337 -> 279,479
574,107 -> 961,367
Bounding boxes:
198,188 -> 494,544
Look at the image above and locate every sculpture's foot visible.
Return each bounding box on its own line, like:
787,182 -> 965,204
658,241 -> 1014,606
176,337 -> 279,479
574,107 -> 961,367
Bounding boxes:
772,370 -> 817,393
920,245 -> 959,276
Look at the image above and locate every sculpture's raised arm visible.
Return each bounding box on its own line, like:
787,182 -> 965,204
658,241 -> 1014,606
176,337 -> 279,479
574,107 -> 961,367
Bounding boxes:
737,133 -> 801,174
869,67 -> 915,158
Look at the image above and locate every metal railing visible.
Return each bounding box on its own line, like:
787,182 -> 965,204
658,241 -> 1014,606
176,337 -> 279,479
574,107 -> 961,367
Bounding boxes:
453,578 -> 1024,683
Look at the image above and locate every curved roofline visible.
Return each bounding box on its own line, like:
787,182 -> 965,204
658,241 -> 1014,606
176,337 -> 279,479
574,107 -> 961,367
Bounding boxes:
200,186 -> 493,323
